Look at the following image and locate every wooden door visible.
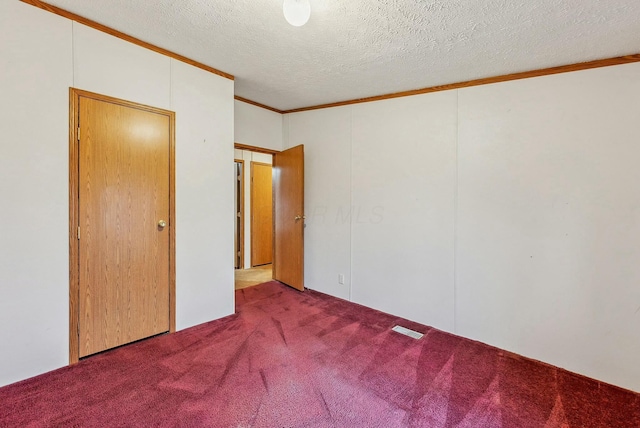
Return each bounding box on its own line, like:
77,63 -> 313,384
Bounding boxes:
251,162 -> 273,266
273,145 -> 304,291
74,91 -> 174,359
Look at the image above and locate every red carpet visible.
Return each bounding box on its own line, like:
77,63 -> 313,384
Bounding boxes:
1,281 -> 638,427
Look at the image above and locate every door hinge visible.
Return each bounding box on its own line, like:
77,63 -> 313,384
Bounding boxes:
77,127 -> 80,141
77,226 -> 80,240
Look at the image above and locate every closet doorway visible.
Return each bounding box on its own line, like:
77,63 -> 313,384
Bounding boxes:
251,162 -> 273,266
69,88 -> 175,363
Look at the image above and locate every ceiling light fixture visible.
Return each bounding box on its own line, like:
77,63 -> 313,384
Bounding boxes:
283,0 -> 310,27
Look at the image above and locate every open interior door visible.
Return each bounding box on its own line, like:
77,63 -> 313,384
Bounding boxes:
273,145 -> 304,291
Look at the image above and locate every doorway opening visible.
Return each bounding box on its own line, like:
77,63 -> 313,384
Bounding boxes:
234,143 -> 305,292
234,148 -> 273,290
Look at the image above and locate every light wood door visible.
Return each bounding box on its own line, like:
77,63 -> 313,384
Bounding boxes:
78,95 -> 171,358
251,162 -> 273,266
273,145 -> 304,291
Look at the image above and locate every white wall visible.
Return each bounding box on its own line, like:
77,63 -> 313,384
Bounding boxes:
0,1 -> 73,389
0,2 -> 235,387
456,63 -> 640,392
284,62 -> 640,392
284,107 -> 352,300
172,60 -> 235,330
351,94 -> 457,331
234,99 -> 283,151
73,23 -> 171,109
285,94 -> 457,330
234,149 -> 272,269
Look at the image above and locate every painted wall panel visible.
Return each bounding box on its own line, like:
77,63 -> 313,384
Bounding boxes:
350,93 -> 457,332
234,100 -> 283,151
286,107 -> 352,300
0,1 -> 73,387
456,62 -> 640,392
171,60 -> 235,330
73,23 -> 170,109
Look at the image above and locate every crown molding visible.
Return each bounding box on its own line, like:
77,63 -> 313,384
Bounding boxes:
282,54 -> 640,114
234,96 -> 284,114
21,0 -> 234,81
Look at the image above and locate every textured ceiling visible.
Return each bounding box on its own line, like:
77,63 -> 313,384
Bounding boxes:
43,0 -> 640,111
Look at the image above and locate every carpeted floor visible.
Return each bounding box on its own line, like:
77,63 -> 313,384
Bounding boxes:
1,281 -> 639,427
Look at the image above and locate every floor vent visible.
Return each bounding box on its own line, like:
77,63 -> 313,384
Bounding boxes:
391,325 -> 424,340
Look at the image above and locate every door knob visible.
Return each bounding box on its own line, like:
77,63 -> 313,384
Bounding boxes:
158,220 -> 167,228
294,215 -> 306,221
